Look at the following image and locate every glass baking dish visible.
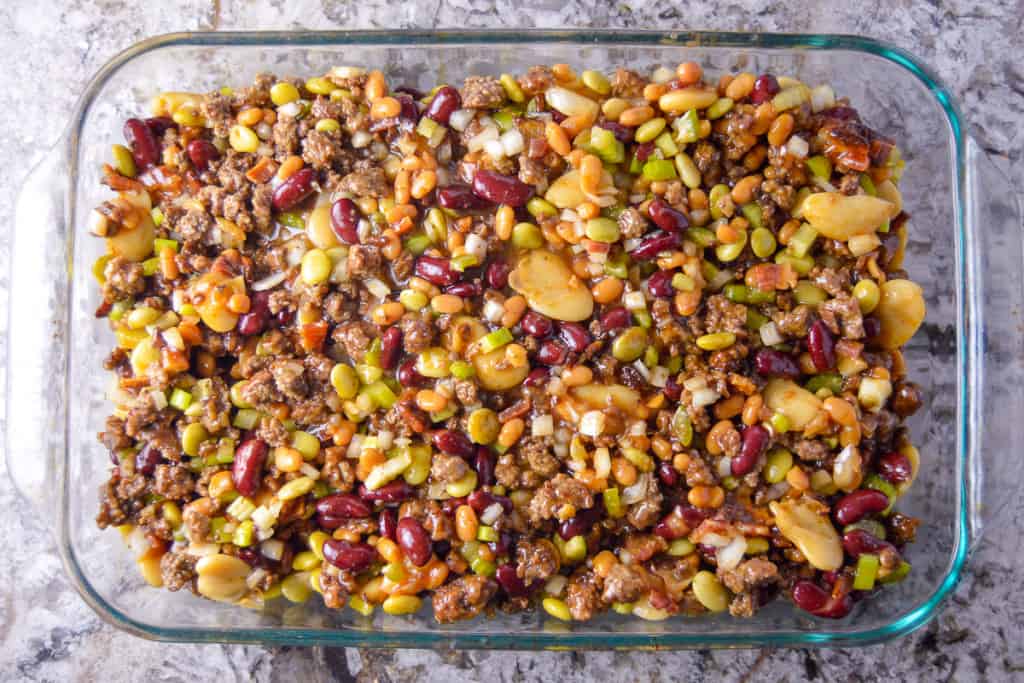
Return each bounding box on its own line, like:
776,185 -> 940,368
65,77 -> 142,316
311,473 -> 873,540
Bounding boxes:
7,29 -> 1023,649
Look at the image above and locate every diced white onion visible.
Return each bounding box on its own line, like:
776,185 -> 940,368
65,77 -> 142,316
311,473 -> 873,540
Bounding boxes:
692,387 -> 721,408
622,475 -> 650,504
351,130 -> 372,148
532,414 -> 554,437
683,376 -> 708,391
251,271 -> 287,292
299,463 -> 320,479
464,233 -> 488,262
448,108 -> 475,132
484,139 -> 506,159
260,539 -> 285,561
376,431 -> 394,451
468,125 -> 499,153
810,84 -> 836,113
246,568 -> 270,590
277,101 -> 305,119
623,291 -> 646,311
631,360 -> 652,382
500,128 -> 525,156
717,456 -> 732,478
813,177 -> 837,192
579,411 -> 606,438
545,575 -> 568,597
483,299 -> 505,323
480,503 -> 504,526
786,135 -> 809,158
701,532 -> 732,548
649,366 -> 669,388
357,218 -> 372,243
365,277 -> 392,299
285,240 -> 307,267
717,536 -> 748,571
150,389 -> 168,410
88,209 -> 110,236
347,434 -> 364,459
759,321 -> 783,346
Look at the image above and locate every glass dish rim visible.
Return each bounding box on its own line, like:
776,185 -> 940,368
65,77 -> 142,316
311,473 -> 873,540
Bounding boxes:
57,28 -> 970,649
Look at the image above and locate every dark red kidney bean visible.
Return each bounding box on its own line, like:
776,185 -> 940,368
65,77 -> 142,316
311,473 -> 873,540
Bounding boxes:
397,357 -> 428,388
663,375 -> 682,401
792,580 -> 830,613
467,489 -> 512,513
380,326 -> 403,371
186,139 -> 220,171
330,198 -> 360,244
600,306 -> 631,332
489,531 -> 513,557
520,310 -> 553,338
877,451 -> 913,484
237,291 -> 271,336
485,260 -> 511,290
842,529 -> 898,560
433,429 -> 475,458
808,320 -> 836,371
232,438 -> 268,497
524,367 -> 549,387
678,504 -> 708,529
657,461 -> 680,487
750,74 -> 781,105
733,424 -> 769,477
425,85 -> 461,124
472,170 -> 535,207
275,308 -> 295,327
863,316 -> 881,339
647,269 -> 676,298
316,493 -> 372,523
237,547 -> 279,570
814,593 -> 853,618
537,339 -> 569,366
558,506 -> 601,540
635,142 -> 655,162
630,231 -> 682,260
496,563 -> 531,597
834,489 -> 890,526
396,517 -> 432,567
474,447 -> 496,487
322,539 -> 377,572
445,281 -> 481,297
272,167 -> 317,211
134,444 -> 161,476
558,322 -> 591,353
647,198 -> 689,233
358,480 -> 414,503
437,184 -> 491,210
123,118 -> 161,169
414,255 -> 459,287
395,85 -> 425,100
145,116 -> 176,136
397,95 -> 419,122
754,348 -> 802,379
653,509 -> 689,540
379,509 -> 397,541
596,121 -> 632,143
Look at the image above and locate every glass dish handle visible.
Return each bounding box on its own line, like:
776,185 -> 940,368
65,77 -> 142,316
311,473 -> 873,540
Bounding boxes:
6,141 -> 71,524
964,138 -> 1024,548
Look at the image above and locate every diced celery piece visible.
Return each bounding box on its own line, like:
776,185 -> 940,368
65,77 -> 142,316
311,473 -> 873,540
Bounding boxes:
168,388 -> 192,411
642,159 -> 677,181
673,109 -> 700,144
859,174 -> 878,196
788,223 -> 818,258
805,155 -> 832,180
653,131 -> 678,158
853,553 -> 880,590
480,327 -> 513,353
741,203 -> 763,230
233,408 -> 261,430
603,487 -> 624,518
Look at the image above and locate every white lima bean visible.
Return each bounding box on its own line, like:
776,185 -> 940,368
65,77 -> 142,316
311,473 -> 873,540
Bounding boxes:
196,553 -> 251,603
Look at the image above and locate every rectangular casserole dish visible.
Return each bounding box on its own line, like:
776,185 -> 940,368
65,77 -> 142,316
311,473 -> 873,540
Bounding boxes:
7,29 -> 1023,649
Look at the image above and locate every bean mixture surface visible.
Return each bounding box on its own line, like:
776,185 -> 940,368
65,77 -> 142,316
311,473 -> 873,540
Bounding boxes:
92,61 -> 925,623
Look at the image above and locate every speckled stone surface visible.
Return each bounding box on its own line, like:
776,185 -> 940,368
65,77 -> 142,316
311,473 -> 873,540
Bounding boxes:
1,1 -> 1022,681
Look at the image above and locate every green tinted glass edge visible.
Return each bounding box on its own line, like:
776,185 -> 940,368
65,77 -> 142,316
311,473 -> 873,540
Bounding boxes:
60,29 -> 969,649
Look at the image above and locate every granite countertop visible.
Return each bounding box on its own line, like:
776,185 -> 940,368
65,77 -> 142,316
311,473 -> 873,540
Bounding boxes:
1,1 -> 1022,680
